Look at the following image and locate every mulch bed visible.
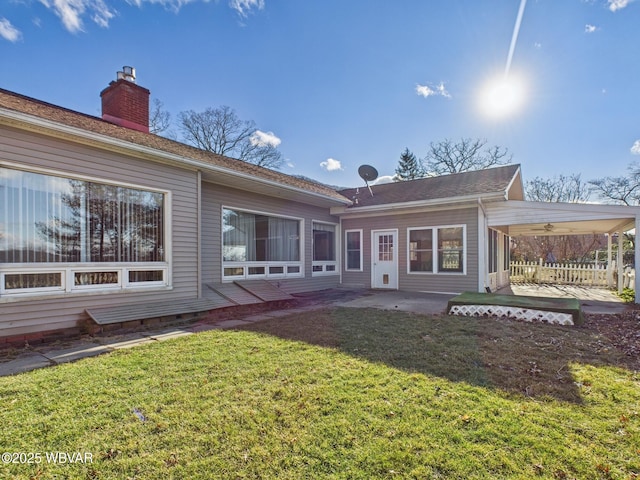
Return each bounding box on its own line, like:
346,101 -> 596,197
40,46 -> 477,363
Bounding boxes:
582,309 -> 640,366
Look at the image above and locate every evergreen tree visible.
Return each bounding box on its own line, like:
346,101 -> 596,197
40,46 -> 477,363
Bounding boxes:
394,148 -> 423,181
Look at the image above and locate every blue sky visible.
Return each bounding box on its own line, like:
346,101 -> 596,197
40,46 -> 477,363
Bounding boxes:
1,0 -> 639,188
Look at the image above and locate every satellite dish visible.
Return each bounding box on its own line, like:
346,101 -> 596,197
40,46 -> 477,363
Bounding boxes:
358,165 -> 378,197
358,165 -> 379,183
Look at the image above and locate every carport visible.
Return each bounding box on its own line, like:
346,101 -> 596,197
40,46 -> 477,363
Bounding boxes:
484,200 -> 640,303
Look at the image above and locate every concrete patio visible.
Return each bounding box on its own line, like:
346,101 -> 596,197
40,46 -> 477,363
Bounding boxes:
500,284 -> 628,315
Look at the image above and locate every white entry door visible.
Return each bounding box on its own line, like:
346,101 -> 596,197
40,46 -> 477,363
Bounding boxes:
372,230 -> 398,289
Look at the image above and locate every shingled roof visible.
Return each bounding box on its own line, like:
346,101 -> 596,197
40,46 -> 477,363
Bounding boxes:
338,164 -> 522,208
0,88 -> 350,205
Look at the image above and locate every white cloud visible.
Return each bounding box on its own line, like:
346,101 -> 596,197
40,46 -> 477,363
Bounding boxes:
371,175 -> 395,185
38,0 -> 116,33
28,1 -> 262,34
0,18 -> 22,42
608,0 -> 633,11
416,81 -> 451,99
585,24 -> 598,33
533,42 -> 542,48
125,0 -> 213,13
250,130 -> 281,148
631,140 -> 640,155
320,158 -> 342,172
229,0 -> 264,17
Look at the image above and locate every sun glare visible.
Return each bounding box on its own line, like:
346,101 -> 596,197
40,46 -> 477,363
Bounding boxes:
479,74 -> 527,119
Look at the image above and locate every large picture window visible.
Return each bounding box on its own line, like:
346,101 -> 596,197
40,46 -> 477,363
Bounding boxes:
0,167 -> 168,296
312,222 -> 337,275
408,225 -> 465,274
222,208 -> 302,279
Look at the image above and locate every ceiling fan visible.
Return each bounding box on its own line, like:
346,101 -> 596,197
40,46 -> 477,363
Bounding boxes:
532,223 -> 555,232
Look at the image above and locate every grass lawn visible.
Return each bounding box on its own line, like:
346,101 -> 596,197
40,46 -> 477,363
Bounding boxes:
1,307 -> 639,479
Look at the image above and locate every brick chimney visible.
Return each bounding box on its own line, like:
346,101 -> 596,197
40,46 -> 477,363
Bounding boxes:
100,67 -> 150,133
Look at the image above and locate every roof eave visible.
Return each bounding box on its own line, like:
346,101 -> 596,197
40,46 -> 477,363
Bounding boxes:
331,191 -> 506,215
0,107 -> 351,207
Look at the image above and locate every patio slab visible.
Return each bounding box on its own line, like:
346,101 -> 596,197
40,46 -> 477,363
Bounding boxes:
333,290 -> 454,315
504,284 -> 629,315
508,284 -> 623,302
0,353 -> 52,376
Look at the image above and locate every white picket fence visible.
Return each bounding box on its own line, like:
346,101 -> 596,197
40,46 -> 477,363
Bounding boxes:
509,260 -> 629,287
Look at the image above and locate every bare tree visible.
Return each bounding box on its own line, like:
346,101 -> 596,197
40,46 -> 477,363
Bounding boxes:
149,99 -> 172,136
423,138 -> 511,176
516,173 -> 599,263
525,174 -> 590,203
178,106 -> 283,169
589,162 -> 640,205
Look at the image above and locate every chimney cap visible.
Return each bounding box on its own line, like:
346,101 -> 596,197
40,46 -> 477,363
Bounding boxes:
116,66 -> 136,83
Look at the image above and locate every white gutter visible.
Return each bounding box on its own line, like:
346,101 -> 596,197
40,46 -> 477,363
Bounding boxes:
0,107 -> 352,206
331,192 -> 505,216
477,197 -> 487,216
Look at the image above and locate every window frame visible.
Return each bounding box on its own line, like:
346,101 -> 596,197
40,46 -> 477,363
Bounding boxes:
344,229 -> 363,272
221,206 -> 304,281
312,220 -> 339,276
407,224 -> 466,275
0,162 -> 172,299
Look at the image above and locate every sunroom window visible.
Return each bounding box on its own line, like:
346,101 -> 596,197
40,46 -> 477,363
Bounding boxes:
408,225 -> 465,274
222,208 -> 302,279
0,167 -> 168,296
312,222 -> 337,275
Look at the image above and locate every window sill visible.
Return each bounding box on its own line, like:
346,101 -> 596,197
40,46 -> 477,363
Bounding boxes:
407,271 -> 466,276
0,284 -> 174,304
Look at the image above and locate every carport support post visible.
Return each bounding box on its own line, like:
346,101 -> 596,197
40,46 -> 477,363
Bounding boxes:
618,230 -> 624,294
607,234 -> 613,287
636,216 -> 640,303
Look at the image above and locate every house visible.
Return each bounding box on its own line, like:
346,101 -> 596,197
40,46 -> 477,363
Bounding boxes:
336,167 -> 640,297
1,68 -> 639,341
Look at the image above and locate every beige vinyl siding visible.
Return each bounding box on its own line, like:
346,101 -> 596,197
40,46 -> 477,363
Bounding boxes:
341,206 -> 479,293
201,181 -> 340,294
0,126 -> 199,337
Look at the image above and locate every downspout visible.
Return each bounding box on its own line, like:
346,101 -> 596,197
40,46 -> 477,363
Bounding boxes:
197,170 -> 202,299
339,216 -> 343,287
477,198 -> 488,293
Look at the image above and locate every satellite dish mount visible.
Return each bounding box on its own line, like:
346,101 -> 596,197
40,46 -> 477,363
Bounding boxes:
358,165 -> 378,197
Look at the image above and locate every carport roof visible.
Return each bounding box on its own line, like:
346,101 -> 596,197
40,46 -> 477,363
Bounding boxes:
486,200 -> 640,236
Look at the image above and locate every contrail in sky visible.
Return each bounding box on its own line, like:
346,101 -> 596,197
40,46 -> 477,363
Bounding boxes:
505,0 -> 527,76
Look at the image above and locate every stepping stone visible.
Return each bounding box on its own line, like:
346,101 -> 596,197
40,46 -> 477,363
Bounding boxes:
145,329 -> 193,342
43,344 -> 112,364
